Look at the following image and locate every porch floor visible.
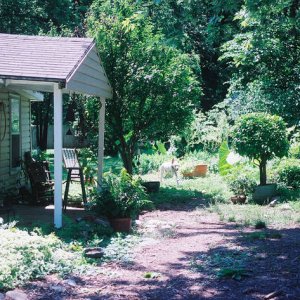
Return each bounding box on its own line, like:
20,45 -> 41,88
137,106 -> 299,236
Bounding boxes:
1,205 -> 92,227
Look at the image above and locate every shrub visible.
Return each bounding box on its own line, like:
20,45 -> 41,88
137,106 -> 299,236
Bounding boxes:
90,169 -> 153,219
232,113 -> 289,185
228,175 -> 257,196
276,163 -> 300,189
134,153 -> 172,175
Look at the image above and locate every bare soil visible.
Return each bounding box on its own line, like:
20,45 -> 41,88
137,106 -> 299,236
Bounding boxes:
22,200 -> 300,299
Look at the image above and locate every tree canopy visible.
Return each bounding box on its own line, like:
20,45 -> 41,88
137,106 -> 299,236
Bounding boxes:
88,0 -> 201,172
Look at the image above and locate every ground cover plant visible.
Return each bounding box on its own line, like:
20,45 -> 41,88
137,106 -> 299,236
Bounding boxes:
0,223 -> 84,290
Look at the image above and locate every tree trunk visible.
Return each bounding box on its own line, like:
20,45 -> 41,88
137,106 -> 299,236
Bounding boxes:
118,136 -> 135,174
259,160 -> 267,186
35,94 -> 51,151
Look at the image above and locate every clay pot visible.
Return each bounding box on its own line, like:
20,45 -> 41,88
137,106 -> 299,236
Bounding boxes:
193,164 -> 208,177
182,171 -> 194,178
231,195 -> 247,204
109,218 -> 132,233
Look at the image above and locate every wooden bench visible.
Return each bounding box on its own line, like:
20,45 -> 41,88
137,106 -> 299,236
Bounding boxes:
62,149 -> 87,210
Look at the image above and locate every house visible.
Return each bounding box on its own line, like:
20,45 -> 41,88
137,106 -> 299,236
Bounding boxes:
0,33 -> 112,227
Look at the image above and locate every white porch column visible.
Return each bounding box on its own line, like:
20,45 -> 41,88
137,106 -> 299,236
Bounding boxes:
53,83 -> 63,228
97,97 -> 106,191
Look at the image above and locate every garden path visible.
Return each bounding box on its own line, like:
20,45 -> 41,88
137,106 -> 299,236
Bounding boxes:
23,200 -> 300,299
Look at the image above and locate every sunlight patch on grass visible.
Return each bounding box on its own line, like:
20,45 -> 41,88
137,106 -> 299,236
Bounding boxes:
209,203 -> 300,228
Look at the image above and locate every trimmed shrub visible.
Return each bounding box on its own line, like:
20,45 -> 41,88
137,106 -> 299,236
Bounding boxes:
232,113 -> 289,185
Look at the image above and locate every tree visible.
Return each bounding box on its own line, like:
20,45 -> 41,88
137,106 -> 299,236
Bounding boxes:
141,0 -> 243,110
88,0 -> 201,173
221,0 -> 300,124
232,113 -> 289,185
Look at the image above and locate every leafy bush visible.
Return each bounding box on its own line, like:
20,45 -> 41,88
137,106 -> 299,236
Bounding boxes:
90,169 -> 152,219
276,162 -> 300,189
232,113 -> 289,185
228,175 -> 257,196
0,226 -> 82,290
133,153 -> 172,175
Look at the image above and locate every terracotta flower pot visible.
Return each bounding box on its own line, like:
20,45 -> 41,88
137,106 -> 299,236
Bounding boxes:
193,164 -> 208,177
182,171 -> 194,178
231,195 -> 247,204
109,218 -> 132,233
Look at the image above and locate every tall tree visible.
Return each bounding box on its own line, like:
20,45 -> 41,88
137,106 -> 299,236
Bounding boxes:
88,0 -> 201,173
221,0 -> 300,124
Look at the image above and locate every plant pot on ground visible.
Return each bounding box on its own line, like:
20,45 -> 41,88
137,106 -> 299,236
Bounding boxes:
230,195 -> 247,204
228,175 -> 257,205
193,164 -> 208,177
90,169 -> 152,233
181,162 -> 208,178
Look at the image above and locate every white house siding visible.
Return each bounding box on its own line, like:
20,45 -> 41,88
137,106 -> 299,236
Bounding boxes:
66,45 -> 112,99
0,89 -> 31,192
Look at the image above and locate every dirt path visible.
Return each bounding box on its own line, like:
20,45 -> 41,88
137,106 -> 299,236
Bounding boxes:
23,201 -> 300,299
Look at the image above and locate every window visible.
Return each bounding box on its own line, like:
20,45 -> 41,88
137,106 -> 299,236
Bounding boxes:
10,96 -> 21,169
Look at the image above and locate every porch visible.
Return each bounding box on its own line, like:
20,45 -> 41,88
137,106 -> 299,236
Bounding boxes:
0,34 -> 113,228
0,204 -> 92,227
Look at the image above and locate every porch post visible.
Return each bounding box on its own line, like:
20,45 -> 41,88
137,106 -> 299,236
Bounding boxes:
97,97 -> 106,191
53,83 -> 63,228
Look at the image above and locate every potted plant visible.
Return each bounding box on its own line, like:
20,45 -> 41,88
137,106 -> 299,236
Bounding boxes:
232,113 -> 289,204
91,169 -> 152,232
228,175 -> 257,204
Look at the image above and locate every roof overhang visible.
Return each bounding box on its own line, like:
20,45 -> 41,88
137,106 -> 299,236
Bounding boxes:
0,35 -> 112,99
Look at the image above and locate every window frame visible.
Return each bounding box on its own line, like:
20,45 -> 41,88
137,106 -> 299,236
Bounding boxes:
10,94 -> 21,172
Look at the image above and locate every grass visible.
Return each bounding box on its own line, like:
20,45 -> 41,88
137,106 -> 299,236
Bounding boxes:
141,172 -> 232,207
209,202 -> 300,228
190,248 -> 250,280
243,231 -> 282,241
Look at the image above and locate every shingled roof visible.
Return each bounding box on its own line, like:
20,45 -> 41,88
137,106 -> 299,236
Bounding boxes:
0,34 -> 112,98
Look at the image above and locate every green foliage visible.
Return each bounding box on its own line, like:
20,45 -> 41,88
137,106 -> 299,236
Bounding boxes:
275,161 -> 300,189
232,113 -> 289,185
210,201 -> 300,228
191,249 -> 249,280
217,268 -> 249,280
244,231 -> 282,241
133,153 -> 172,175
218,141 -> 232,175
254,220 -> 267,229
78,148 -> 98,186
228,175 -> 257,196
0,226 -> 83,290
100,234 -> 140,263
221,1 -> 300,124
88,0 -> 201,173
90,169 -> 152,219
177,104 -> 232,154
232,113 -> 289,162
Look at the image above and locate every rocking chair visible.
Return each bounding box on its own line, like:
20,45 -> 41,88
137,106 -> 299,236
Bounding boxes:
24,152 -> 54,205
